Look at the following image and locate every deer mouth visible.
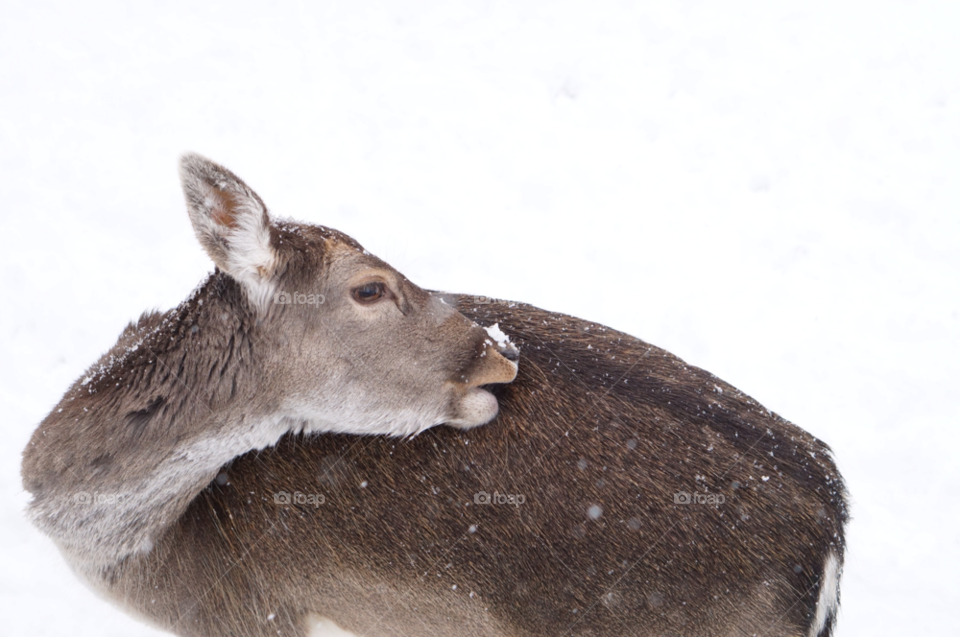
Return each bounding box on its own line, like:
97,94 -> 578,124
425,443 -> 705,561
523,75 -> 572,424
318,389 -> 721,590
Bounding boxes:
446,385 -> 502,429
445,346 -> 518,429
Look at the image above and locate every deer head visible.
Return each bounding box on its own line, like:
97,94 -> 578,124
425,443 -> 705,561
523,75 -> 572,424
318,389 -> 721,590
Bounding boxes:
179,153 -> 519,437
21,155 -> 520,573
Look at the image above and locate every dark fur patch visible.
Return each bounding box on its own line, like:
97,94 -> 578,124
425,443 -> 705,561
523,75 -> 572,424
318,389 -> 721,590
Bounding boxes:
125,396 -> 166,437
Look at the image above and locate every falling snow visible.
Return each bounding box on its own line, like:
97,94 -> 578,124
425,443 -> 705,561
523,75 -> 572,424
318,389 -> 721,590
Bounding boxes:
1,3 -> 957,637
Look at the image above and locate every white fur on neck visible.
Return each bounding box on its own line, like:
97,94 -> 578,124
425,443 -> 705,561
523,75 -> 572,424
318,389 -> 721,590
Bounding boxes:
289,400 -> 447,438
48,414 -> 299,576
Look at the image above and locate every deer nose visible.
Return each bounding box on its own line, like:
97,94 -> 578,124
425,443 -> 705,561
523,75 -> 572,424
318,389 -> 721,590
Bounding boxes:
498,343 -> 520,362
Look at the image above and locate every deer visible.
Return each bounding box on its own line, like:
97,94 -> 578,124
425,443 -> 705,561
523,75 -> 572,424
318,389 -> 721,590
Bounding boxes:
22,154 -> 848,637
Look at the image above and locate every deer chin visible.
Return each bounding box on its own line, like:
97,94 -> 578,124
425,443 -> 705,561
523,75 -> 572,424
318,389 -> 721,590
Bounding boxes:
445,386 -> 501,429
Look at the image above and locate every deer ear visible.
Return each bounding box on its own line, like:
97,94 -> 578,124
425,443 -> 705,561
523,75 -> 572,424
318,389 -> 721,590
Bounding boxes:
179,153 -> 277,309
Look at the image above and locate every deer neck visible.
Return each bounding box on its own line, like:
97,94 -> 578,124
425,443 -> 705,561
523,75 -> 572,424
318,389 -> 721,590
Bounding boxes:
23,273 -> 293,577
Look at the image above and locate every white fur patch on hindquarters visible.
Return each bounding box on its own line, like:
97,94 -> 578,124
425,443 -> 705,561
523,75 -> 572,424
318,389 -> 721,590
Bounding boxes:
307,614 -> 361,637
808,549 -> 841,637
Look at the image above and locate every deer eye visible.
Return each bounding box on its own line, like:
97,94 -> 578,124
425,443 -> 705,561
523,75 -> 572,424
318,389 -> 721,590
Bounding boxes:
352,282 -> 386,304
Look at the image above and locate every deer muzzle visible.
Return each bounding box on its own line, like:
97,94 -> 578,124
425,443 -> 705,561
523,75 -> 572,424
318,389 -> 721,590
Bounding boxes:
445,340 -> 519,429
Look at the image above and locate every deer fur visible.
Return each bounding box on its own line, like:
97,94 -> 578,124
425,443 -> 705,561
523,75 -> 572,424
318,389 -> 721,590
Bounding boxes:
22,156 -> 847,637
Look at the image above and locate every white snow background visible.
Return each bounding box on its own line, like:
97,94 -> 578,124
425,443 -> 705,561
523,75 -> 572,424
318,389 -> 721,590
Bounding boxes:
1,1 -> 958,635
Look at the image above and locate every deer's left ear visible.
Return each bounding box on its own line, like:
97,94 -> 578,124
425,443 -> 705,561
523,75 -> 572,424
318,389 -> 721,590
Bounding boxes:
179,153 -> 277,309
